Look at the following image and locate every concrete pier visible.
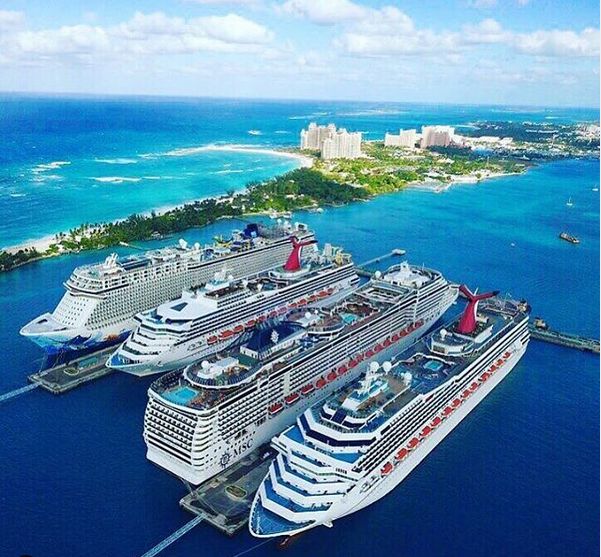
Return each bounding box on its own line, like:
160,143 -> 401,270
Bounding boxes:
180,444 -> 276,536
28,347 -> 115,394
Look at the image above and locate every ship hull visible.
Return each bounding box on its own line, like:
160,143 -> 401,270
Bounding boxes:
268,340 -> 529,538
146,313 -> 446,485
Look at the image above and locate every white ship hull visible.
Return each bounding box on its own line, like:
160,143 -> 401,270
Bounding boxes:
146,317 -> 442,485
263,339 -> 529,538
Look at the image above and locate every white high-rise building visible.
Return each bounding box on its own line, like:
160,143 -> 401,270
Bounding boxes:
420,126 -> 455,148
384,129 -> 417,148
300,123 -> 362,159
321,129 -> 362,160
300,123 -> 337,150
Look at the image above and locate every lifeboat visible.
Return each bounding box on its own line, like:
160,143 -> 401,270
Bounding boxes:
504,351 -> 511,359
268,310 -> 278,318
257,315 -> 267,323
395,448 -> 409,461
233,325 -> 244,334
308,294 -> 318,302
366,349 -> 374,357
496,359 -> 504,366
462,389 -> 471,399
285,393 -> 300,405
219,329 -> 234,340
356,354 -> 364,362
245,319 -> 256,328
480,372 -> 491,381
288,302 -> 298,309
315,378 -> 327,389
374,344 -> 383,353
470,382 -> 479,391
327,288 -> 334,294
298,298 -> 307,306
348,359 -> 357,369
407,437 -> 420,449
430,416 -> 442,428
269,403 -> 284,415
207,336 -> 218,345
381,462 -> 393,476
451,398 -> 462,408
318,290 -> 328,299
421,425 -> 432,437
278,307 -> 287,315
327,371 -> 338,382
300,384 -> 314,395
489,365 -> 497,372
338,364 -> 348,374
443,406 -> 454,416
383,338 -> 392,347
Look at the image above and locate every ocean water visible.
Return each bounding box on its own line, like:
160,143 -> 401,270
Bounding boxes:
0,97 -> 599,557
0,94 -> 598,247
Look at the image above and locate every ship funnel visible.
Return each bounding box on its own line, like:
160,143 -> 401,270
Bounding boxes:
283,236 -> 317,272
457,285 -> 499,334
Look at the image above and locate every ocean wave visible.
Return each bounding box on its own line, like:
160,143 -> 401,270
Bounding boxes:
213,169 -> 245,174
143,176 -> 162,180
94,158 -> 138,165
92,176 -> 142,184
164,146 -> 208,157
8,192 -> 26,198
32,161 -> 71,173
337,109 -> 407,117
248,130 -> 262,136
274,130 -> 291,134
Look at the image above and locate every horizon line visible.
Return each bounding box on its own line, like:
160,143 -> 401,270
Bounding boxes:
1,89 -> 599,113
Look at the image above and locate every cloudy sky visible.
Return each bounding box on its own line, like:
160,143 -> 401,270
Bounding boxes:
0,0 -> 598,106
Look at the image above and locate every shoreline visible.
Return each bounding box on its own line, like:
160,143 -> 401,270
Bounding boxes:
3,147 -> 525,260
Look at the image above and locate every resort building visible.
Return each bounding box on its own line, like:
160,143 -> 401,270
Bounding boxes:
300,123 -> 362,159
384,129 -> 417,148
420,125 -> 455,148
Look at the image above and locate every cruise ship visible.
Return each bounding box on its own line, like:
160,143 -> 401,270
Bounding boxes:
142,262 -> 457,484
20,222 -> 313,353
249,287 -> 530,538
108,240 -> 358,376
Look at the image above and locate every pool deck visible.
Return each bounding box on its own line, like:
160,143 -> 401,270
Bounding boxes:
28,347 -> 115,394
179,444 -> 277,536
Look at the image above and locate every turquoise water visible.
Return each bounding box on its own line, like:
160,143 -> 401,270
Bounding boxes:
1,95 -> 597,247
0,98 -> 598,557
165,386 -> 198,405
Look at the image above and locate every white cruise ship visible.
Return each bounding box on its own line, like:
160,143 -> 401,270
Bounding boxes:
142,262 -> 457,484
20,222 -> 313,353
249,287 -> 530,539
108,241 -> 358,376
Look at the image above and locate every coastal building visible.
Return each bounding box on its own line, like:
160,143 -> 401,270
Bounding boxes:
300,123 -> 362,159
300,123 -> 337,150
420,125 -> 455,148
384,129 -> 417,148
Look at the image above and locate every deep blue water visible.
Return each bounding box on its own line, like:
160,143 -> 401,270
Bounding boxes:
0,98 -> 599,557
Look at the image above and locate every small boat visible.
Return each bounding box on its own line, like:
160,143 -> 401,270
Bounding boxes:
559,232 -> 580,244
566,197 -> 573,207
593,187 -> 599,192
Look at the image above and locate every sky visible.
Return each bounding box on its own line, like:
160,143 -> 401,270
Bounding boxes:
0,0 -> 599,107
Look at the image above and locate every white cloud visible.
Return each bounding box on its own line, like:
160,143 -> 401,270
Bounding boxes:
279,0 -> 367,25
513,28 -> 599,57
469,0 -> 497,8
184,0 -> 260,4
1,11 -> 274,62
0,10 -> 25,31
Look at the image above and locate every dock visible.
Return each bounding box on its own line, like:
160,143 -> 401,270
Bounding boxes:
179,444 -> 276,536
357,249 -> 406,278
28,346 -> 115,394
528,325 -> 599,354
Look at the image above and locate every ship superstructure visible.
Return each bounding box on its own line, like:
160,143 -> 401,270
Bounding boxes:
142,262 -> 457,484
108,241 -> 358,376
249,288 -> 530,538
20,222 -> 313,353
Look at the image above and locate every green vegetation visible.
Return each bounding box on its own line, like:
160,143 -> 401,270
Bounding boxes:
0,168 -> 365,272
311,141 -> 525,195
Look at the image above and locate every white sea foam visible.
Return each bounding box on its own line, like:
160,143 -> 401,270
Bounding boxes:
94,158 -> 138,165
92,176 -> 142,184
248,130 -> 262,136
214,169 -> 244,174
32,161 -> 71,173
274,130 -> 291,134
9,193 -> 26,198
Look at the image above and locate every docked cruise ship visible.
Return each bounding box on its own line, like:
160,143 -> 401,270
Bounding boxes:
108,240 -> 358,376
20,222 -> 313,353
249,287 -> 530,538
142,262 -> 457,484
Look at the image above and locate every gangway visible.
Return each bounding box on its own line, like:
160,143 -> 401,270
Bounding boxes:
0,383 -> 39,404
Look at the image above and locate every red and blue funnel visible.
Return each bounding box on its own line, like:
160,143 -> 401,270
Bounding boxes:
457,285 -> 499,334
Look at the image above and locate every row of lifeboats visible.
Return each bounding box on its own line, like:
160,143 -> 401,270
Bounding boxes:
205,288 -> 337,346
268,321 -> 425,420
380,349 -> 513,477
